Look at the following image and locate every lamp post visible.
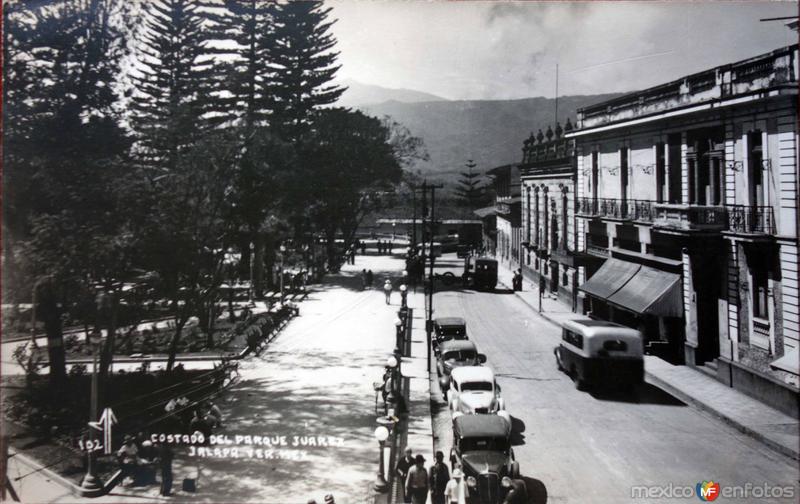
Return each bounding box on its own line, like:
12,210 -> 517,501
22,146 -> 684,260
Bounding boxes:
400,284 -> 408,309
373,425 -> 390,492
302,244 -> 309,291
395,318 -> 403,353
279,244 -> 286,304
81,328 -> 104,491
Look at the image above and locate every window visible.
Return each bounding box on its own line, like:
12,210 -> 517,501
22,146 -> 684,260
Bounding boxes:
667,134 -> 682,203
752,266 -> 769,319
591,151 -> 599,200
655,142 -> 666,203
562,329 -> 584,348
620,147 -> 629,202
526,188 -> 531,243
748,131 -> 764,207
602,340 -> 628,352
461,381 -> 493,392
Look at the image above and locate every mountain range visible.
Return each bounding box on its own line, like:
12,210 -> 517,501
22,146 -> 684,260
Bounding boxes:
335,80 -> 622,187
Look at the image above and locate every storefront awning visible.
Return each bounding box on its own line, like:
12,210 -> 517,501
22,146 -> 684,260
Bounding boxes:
607,265 -> 682,317
770,347 -> 799,375
579,258 -> 640,299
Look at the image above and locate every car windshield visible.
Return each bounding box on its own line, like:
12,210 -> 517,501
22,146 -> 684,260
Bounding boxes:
443,351 -> 477,361
461,437 -> 509,453
461,381 -> 492,392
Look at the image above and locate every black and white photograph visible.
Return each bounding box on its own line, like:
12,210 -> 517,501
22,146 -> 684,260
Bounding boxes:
1,1 -> 799,503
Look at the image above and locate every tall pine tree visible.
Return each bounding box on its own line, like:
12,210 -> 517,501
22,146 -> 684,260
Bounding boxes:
268,0 -> 345,143
454,159 -> 488,209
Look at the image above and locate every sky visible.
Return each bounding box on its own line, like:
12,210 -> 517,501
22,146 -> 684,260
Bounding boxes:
327,0 -> 798,100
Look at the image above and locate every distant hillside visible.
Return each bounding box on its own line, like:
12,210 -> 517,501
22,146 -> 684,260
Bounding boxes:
358,94 -> 622,188
336,79 -> 448,108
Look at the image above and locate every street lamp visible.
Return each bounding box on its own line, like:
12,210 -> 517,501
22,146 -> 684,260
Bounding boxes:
400,284 -> 408,309
279,244 -> 287,304
373,425 -> 390,492
81,328 -> 104,491
395,318 -> 403,352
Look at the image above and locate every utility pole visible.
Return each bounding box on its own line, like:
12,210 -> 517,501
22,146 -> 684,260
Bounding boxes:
423,182 -> 443,370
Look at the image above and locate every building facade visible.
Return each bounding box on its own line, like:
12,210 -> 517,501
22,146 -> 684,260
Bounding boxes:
488,164 -> 522,268
568,45 -> 799,414
519,121 -> 582,310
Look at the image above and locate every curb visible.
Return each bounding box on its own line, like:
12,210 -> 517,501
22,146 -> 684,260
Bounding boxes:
9,448 -> 123,499
499,272 -> 800,461
644,372 -> 800,461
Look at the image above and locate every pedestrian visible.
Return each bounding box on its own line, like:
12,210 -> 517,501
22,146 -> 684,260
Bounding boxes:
360,269 -> 367,290
361,241 -> 367,255
377,240 -> 383,254
349,247 -> 356,265
429,451 -> 450,504
324,494 -> 336,504
366,269 -> 374,288
444,467 -> 465,504
501,476 -> 528,504
158,442 -> 174,496
383,278 -> 393,305
513,268 -> 523,291
395,447 -> 414,503
204,400 -> 224,428
116,435 -> 139,486
405,454 -> 428,504
389,241 -> 394,253
189,408 -> 212,442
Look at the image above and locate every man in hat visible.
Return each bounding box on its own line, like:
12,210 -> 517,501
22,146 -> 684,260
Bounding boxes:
501,476 -> 528,504
405,454 -> 428,504
383,278 -> 393,305
428,451 -> 450,504
324,494 -> 336,504
444,467 -> 465,504
116,435 -> 139,486
395,447 -> 414,503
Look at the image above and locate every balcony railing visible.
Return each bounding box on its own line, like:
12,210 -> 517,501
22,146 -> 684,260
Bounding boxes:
576,197 -> 655,222
653,204 -> 727,232
727,205 -> 775,234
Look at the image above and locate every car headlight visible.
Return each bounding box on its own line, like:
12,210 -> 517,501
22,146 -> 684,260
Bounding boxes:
466,476 -> 477,487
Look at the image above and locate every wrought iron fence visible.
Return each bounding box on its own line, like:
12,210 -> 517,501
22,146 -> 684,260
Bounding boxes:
727,205 -> 775,234
577,197 -> 655,222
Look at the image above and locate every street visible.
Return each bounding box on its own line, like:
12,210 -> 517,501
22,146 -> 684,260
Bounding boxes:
429,254 -> 799,504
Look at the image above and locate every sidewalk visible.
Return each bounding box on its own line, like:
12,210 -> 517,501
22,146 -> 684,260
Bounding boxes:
5,254 -> 405,503
494,259 -> 800,461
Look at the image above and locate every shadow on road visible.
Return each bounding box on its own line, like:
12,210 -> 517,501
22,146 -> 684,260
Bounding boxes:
588,383 -> 686,406
522,476 -> 548,504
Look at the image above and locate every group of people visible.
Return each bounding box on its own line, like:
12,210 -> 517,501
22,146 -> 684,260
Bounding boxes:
359,269 -> 375,290
376,239 -> 394,254
116,433 -> 174,496
396,448 -> 529,504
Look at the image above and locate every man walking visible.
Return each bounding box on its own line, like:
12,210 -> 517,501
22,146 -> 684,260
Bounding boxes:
405,454 -> 428,504
158,442 -> 174,496
429,451 -> 450,504
395,447 -> 414,503
444,467 -> 465,504
383,279 -> 393,305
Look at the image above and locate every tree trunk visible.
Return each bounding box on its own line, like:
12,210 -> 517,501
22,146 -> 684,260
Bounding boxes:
38,280 -> 66,387
253,232 -> 265,298
166,318 -> 188,373
98,292 -> 118,406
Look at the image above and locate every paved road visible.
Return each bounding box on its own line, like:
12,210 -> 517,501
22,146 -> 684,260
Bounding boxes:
430,254 -> 799,504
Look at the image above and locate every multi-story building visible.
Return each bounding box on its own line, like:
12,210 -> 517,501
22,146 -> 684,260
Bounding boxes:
519,121 -> 582,310
488,164 -> 522,267
568,45 -> 799,415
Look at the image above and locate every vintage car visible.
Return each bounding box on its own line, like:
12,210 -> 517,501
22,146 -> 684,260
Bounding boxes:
433,317 -> 468,348
450,415 -> 519,504
436,340 -> 487,392
554,318 -> 645,391
448,366 -> 509,423
471,257 -> 498,291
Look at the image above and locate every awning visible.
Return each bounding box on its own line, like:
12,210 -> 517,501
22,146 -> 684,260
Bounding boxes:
473,206 -> 497,218
579,258 -> 640,299
770,347 -> 799,375
607,265 -> 682,317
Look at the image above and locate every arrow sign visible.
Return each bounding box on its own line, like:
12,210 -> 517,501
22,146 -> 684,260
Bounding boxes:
87,408 -> 117,454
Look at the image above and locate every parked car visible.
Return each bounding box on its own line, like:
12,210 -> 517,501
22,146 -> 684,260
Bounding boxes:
450,415 -> 519,504
448,366 -> 509,423
471,257 -> 497,291
433,317 -> 468,349
456,244 -> 471,258
436,340 -> 487,391
554,318 -> 644,391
